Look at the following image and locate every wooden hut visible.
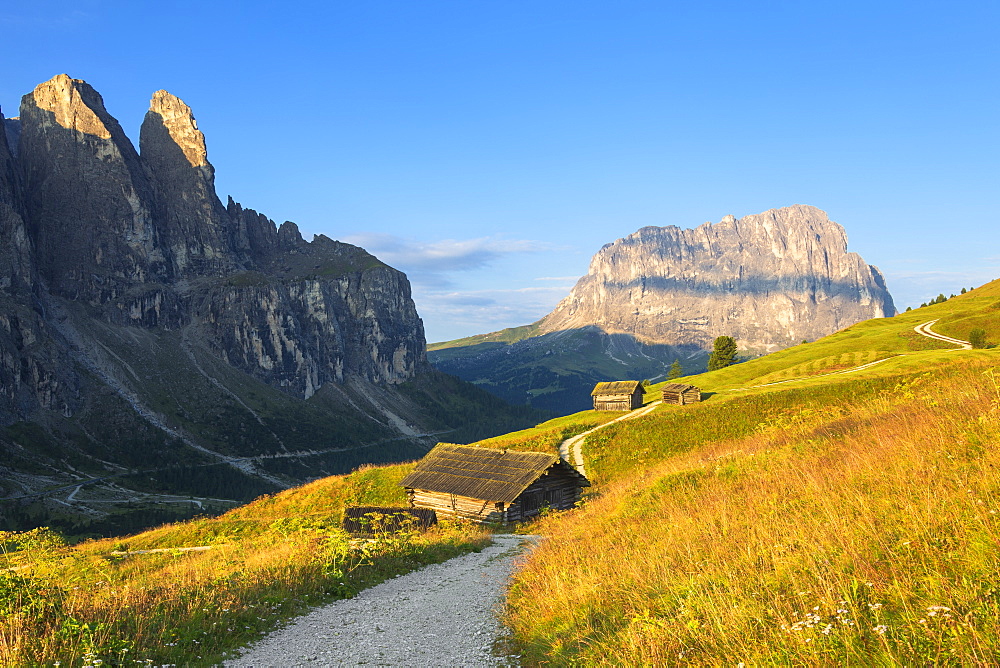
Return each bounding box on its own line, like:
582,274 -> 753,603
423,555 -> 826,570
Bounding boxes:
591,380 -> 644,411
660,383 -> 702,405
342,507 -> 437,536
400,444 -> 590,524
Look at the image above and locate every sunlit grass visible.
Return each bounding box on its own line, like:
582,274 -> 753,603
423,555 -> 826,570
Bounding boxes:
0,464 -> 489,666
505,360 -> 1000,665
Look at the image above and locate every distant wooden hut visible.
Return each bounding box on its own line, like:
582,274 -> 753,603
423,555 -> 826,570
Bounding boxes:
660,383 -> 702,405
342,506 -> 437,536
591,380 -> 644,411
400,444 -> 590,523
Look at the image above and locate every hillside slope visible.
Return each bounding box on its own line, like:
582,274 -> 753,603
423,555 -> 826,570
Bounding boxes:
498,279 -> 1000,664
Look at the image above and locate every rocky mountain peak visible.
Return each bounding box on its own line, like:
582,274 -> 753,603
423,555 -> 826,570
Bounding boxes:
19,74 -> 164,305
26,74 -> 116,141
541,205 -> 895,353
140,89 -> 231,275
145,90 -> 211,171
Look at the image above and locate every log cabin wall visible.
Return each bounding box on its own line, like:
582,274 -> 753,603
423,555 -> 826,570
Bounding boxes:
505,466 -> 584,522
660,383 -> 702,405
593,396 -> 636,411
407,489 -> 507,523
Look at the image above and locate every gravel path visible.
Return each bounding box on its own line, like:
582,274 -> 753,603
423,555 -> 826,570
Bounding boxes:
558,401 -> 661,476
225,534 -> 538,667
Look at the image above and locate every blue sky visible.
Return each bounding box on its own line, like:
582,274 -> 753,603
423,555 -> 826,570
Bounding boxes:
3,1 -> 998,341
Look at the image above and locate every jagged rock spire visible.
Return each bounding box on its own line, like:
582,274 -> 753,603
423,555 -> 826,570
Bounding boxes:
140,88 -> 235,275
19,74 -> 166,302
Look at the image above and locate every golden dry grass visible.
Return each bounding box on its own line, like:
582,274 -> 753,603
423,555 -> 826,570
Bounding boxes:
506,361 -> 1000,665
0,464 -> 490,666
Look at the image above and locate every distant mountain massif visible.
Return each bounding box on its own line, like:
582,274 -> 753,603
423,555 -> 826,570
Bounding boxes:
430,205 -> 895,413
0,75 -> 543,534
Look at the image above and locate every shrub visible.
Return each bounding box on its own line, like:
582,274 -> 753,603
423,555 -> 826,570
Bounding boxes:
969,328 -> 988,349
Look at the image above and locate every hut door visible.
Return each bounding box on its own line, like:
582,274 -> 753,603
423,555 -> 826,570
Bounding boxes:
449,493 -> 458,511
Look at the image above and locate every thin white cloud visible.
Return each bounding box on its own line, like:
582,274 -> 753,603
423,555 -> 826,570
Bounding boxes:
341,233 -> 554,273
337,233 -> 578,341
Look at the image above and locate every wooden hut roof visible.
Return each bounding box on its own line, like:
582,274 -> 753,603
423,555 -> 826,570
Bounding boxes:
660,383 -> 699,393
591,380 -> 643,397
400,444 -> 584,504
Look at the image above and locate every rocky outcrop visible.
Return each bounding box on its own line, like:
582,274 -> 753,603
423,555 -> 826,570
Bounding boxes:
140,90 -> 235,276
19,75 -> 170,314
6,74 -> 426,403
539,205 -> 895,352
0,103 -> 78,423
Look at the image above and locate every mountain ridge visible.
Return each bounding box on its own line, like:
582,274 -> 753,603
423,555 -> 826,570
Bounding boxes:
429,205 -> 895,414
0,74 -> 545,534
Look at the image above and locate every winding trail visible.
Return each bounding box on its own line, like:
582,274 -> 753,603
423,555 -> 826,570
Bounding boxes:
913,319 -> 972,349
225,534 -> 538,667
559,400 -> 661,477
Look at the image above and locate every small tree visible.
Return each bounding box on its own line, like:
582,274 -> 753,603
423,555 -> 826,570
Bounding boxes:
707,336 -> 738,371
969,328 -> 988,349
667,359 -> 683,380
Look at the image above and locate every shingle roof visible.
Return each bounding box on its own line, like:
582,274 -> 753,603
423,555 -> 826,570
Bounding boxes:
591,380 -> 643,397
660,383 -> 699,393
400,444 -> 580,504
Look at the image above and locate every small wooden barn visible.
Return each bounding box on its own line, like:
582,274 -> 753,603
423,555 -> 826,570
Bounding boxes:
400,444 -> 590,524
660,383 -> 702,405
591,380 -> 645,411
342,506 -> 437,536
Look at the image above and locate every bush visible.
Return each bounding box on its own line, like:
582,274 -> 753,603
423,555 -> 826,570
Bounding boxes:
969,328 -> 988,349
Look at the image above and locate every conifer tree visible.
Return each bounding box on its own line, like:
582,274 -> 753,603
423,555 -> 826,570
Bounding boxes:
707,336 -> 738,371
667,359 -> 682,380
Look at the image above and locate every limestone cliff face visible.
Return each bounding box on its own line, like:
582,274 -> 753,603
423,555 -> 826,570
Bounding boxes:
199,233 -> 424,398
539,205 -> 895,352
19,75 -> 170,311
140,90 -> 236,276
2,74 -> 426,416
0,103 -> 78,423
